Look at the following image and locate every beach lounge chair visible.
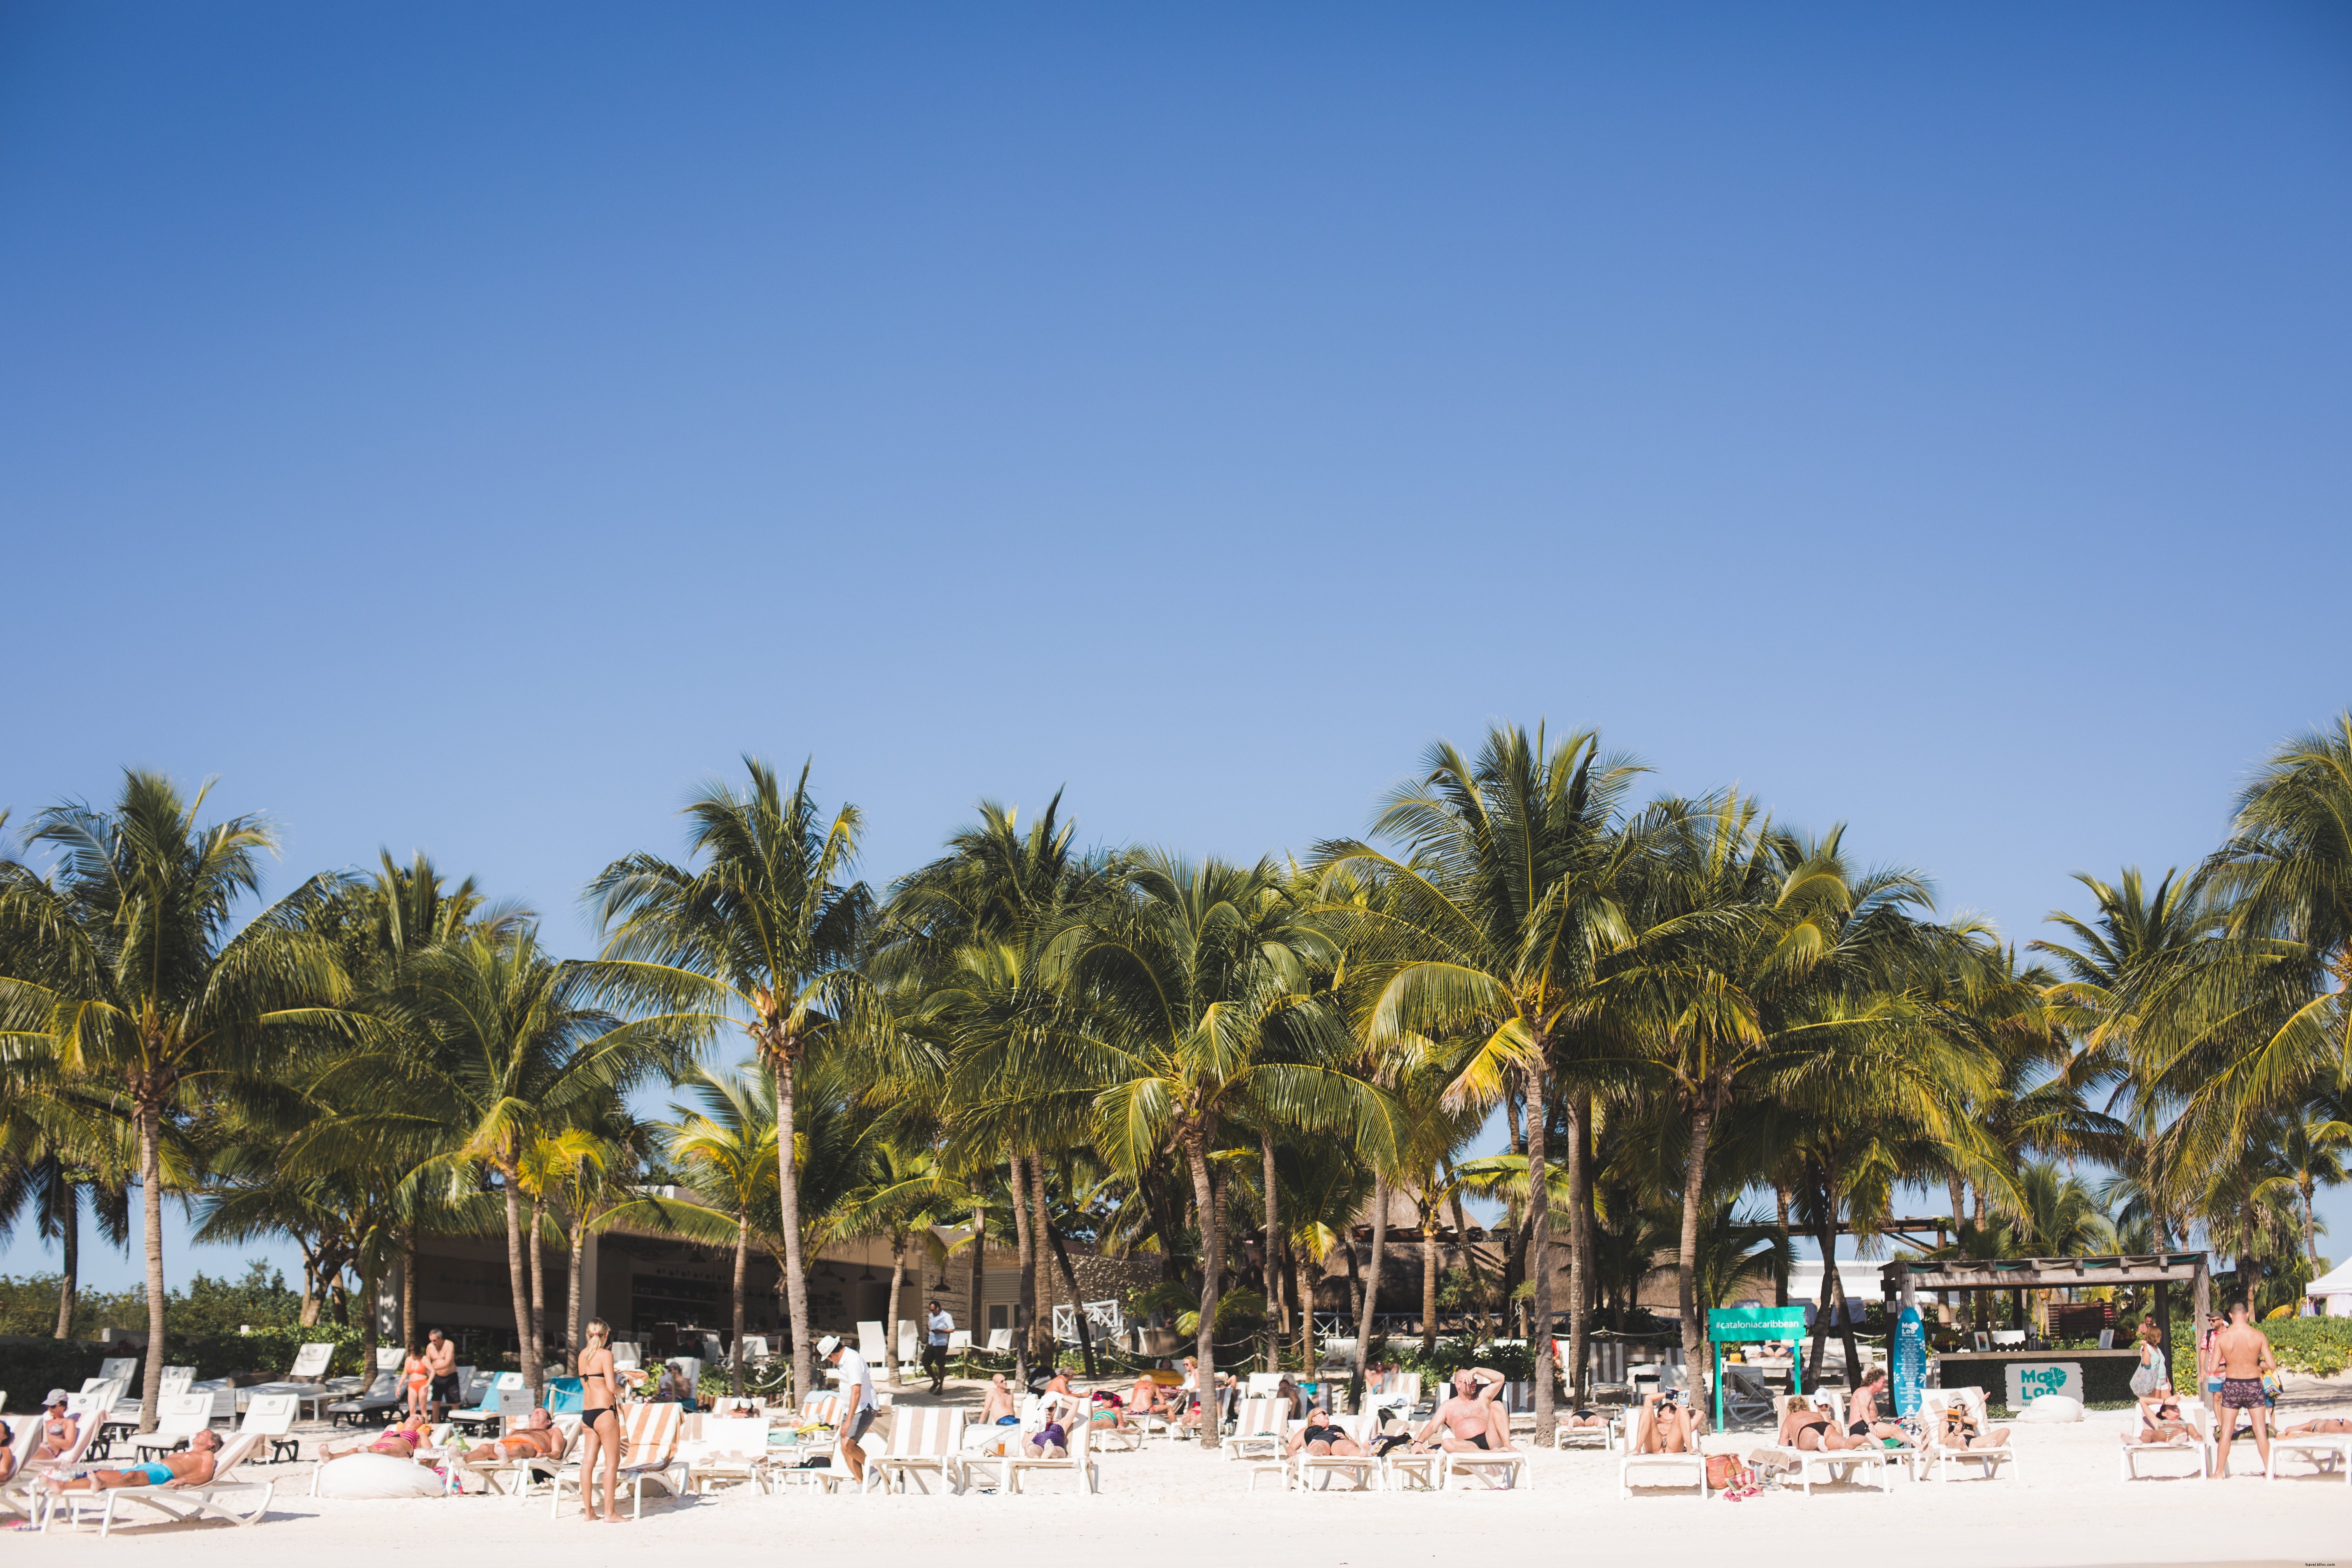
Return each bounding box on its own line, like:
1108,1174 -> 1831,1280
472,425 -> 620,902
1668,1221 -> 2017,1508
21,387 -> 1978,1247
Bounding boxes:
1440,1434 -> 1529,1491
237,1393 -> 304,1465
450,1372 -> 527,1433
1245,1372 -> 1284,1398
1616,1405 -> 1709,1500
1753,1393 -> 1894,1497
1288,1411 -> 1383,1493
97,1358 -> 138,1386
896,1321 -> 921,1385
799,1391 -> 845,1429
2117,1395 -> 2209,1482
2267,1416 -> 2352,1484
1003,1401 -> 1096,1494
1223,1396 -> 1288,1460
42,1428 -> 277,1538
126,1393 -> 217,1460
2,1410 -> 102,1520
677,1414 -> 772,1495
325,1370 -> 404,1428
1919,1389 -> 2021,1483
856,1320 -> 891,1371
547,1401 -> 684,1521
610,1341 -> 642,1371
874,1406 -> 967,1494
462,1414 -> 582,1501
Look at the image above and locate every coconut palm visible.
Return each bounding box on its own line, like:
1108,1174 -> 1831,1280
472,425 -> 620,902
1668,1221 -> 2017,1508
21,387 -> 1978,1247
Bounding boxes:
589,758 -> 877,1405
0,772 -> 349,1427
1315,724 -> 1648,1433
664,1063 -> 781,1391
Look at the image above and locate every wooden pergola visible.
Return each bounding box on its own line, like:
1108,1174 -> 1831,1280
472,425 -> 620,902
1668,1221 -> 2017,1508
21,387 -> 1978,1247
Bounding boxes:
1881,1252 -> 2210,1365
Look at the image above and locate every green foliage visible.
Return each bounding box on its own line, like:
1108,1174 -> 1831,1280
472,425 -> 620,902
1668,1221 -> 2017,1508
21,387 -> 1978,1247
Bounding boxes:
1387,1336 -> 1537,1383
0,1263 -> 301,1339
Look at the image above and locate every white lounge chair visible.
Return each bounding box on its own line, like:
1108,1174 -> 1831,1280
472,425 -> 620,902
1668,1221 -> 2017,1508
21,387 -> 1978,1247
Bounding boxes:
1223,1396 -> 1288,1460
237,1393 -> 304,1466
896,1320 -> 922,1386
1003,1401 -> 1096,1493
1919,1388 -> 2021,1483
856,1319 -> 891,1371
677,1414 -> 772,1495
2117,1395 -> 2209,1482
1753,1393 -> 1894,1496
547,1401 -> 684,1520
1616,1405 -> 1710,1500
874,1406 -> 967,1494
42,1428 -> 277,1538
1288,1411 -> 1383,1492
126,1393 -> 216,1460
2268,1415 -> 2352,1484
2,1410 -> 100,1519
325,1370 -> 404,1428
461,1414 -> 582,1501
1441,1437 -> 1529,1491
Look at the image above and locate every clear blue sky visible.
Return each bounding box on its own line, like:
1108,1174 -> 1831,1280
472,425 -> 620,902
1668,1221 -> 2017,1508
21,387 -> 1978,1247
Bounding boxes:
2,3 -> 2347,1290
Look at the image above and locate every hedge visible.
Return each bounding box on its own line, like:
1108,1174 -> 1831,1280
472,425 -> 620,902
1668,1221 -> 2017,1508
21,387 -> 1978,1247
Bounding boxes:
0,1324 -> 382,1402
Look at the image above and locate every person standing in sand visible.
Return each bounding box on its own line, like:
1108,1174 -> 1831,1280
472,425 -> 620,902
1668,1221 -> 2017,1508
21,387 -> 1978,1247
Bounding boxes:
2208,1299 -> 2277,1478
423,1328 -> 460,1421
573,1318 -> 626,1523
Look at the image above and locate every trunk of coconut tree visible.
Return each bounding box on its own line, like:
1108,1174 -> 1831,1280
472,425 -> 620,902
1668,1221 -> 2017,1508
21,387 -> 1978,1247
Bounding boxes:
2304,1173 -> 2319,1262
1566,1089 -> 1592,1402
1294,1244 -> 1316,1372
1009,1156 -> 1035,1387
1352,1181 -> 1387,1411
1029,1157 -> 1056,1362
1043,1215 -> 1100,1379
53,1178 -> 77,1339
773,1046 -> 814,1408
358,1264 -> 382,1396
526,1190 -> 548,1386
1446,1185 -> 1490,1339
967,1201 -> 987,1366
733,1215 -> 752,1393
565,1218 -> 585,1369
1675,1093 -> 1713,1422
884,1231 -> 905,1388
137,1103 -> 167,1432
403,1229 -> 421,1351
1775,1185 -> 1794,1306
1418,1191 -> 1440,1355
501,1166 -> 540,1393
1185,1131 -> 1225,1448
1527,1056 -> 1555,1438
1262,1127 -> 1281,1372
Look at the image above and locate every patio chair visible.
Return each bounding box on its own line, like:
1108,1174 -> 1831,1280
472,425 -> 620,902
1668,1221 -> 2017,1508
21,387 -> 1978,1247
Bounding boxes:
2267,1414 -> 2352,1484
76,1383 -> 130,1461
856,1320 -> 891,1371
1616,1405 -> 1709,1500
610,1341 -> 642,1371
2116,1395 -> 2209,1481
874,1406 -> 967,1494
325,1370 -> 404,1428
285,1342 -> 336,1383
1753,1393 -> 1895,1497
1244,1372 -> 1284,1398
126,1393 -> 217,1460
896,1321 -> 922,1386
1003,1402 -> 1096,1494
547,1401 -> 684,1521
42,1428 -> 277,1538
1222,1396 -> 1288,1460
97,1358 -> 138,1387
676,1414 -> 772,1495
237,1393 -> 304,1465
1920,1388 -> 2022,1483
1288,1411 -> 1383,1492
156,1366 -> 196,1399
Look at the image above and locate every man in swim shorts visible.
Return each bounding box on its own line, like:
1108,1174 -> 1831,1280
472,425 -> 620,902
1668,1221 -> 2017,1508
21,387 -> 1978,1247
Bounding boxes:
43,1428 -> 221,1495
1409,1366 -> 1510,1453
424,1328 -> 461,1420
2208,1299 -> 2277,1478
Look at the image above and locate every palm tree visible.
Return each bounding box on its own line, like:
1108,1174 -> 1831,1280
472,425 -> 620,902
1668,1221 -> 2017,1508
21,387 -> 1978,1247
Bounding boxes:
1058,852 -> 1389,1447
664,1063 -> 780,1392
589,757 -> 876,1406
0,772 -> 347,1428
2252,1098 -> 2352,1264
1317,725 -> 1648,1432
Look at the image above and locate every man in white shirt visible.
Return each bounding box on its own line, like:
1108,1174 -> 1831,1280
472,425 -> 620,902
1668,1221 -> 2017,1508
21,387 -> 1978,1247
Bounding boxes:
923,1301 -> 954,1394
818,1334 -> 878,1486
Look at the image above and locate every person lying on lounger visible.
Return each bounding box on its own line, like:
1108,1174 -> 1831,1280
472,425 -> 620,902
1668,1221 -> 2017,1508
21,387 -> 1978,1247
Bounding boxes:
2125,1391 -> 2199,1446
1557,1406 -> 1609,1431
1410,1367 -> 1511,1453
320,1414 -> 430,1462
1934,1402 -> 2011,1452
1025,1414 -> 1069,1459
2278,1416 -> 2352,1437
462,1409 -> 572,1468
1778,1395 -> 1870,1452
1127,1372 -> 1163,1421
42,1429 -> 221,1494
0,1417 -> 17,1485
1634,1390 -> 1701,1453
1845,1370 -> 1905,1442
1287,1404 -> 1363,1458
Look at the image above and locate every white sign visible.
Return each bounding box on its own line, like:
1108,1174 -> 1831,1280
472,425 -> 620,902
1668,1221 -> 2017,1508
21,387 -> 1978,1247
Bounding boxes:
495,1386 -> 535,1417
2004,1361 -> 2081,1407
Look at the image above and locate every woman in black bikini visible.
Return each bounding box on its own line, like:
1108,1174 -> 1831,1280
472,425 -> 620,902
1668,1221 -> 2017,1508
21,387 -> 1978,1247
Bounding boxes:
575,1318 -> 625,1523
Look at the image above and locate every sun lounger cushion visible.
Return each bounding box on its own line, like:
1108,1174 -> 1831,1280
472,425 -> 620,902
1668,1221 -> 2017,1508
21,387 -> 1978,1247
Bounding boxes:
313,1452 -> 446,1498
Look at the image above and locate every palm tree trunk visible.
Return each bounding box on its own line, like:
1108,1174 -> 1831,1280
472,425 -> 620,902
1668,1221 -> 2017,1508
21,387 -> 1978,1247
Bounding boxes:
138,1105 -> 167,1433
773,1049 -> 814,1408
501,1167 -> 539,1394
967,1201 -> 987,1363
1775,1183 -> 1793,1307
565,1218 -> 585,1370
2304,1174 -> 2319,1262
526,1190 -> 547,1383
1185,1133 -> 1225,1449
1674,1094 -> 1712,1423
884,1232 -> 905,1389
733,1216 -> 751,1394
1567,1088 -> 1592,1402
1294,1243 -> 1316,1372
1009,1156 -> 1034,1386
1262,1127 -> 1281,1372
1353,1182 -> 1387,1409
403,1229 -> 420,1351
1029,1156 -> 1055,1361
1043,1215 -> 1100,1379
1418,1192 -> 1440,1355
1527,1056 -> 1555,1438
53,1177 -> 77,1339
358,1265 -> 381,1397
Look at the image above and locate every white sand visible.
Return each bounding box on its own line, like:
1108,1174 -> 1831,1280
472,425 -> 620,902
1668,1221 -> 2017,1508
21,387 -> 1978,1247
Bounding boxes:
21,1379 -> 2350,1565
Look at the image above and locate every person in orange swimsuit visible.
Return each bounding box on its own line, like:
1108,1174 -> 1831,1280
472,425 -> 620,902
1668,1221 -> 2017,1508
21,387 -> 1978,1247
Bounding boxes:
403,1340 -> 433,1422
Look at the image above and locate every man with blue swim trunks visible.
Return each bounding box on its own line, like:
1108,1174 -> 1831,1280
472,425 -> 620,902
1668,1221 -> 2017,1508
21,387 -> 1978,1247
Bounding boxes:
41,1428 -> 222,1498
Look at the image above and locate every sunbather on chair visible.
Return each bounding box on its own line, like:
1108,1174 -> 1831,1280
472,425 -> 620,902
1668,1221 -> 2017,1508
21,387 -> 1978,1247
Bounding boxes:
1558,1406 -> 1608,1432
1845,1371 -> 1905,1442
0,1418 -> 18,1486
1287,1405 -> 1363,1458
2124,1391 -> 2199,1446
1127,1373 -> 1163,1423
1409,1367 -> 1512,1454
980,1374 -> 1019,1426
2277,1416 -> 2352,1437
463,1410 -> 571,1469
1633,1392 -> 1699,1453
1025,1417 -> 1069,1459
1935,1403 -> 2010,1452
42,1430 -> 220,1495
30,1393 -> 78,1463
321,1414 -> 430,1462
1779,1396 -> 1869,1453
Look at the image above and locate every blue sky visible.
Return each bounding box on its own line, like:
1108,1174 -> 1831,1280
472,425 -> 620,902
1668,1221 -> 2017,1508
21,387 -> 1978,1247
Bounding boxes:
2,3 -> 2348,1290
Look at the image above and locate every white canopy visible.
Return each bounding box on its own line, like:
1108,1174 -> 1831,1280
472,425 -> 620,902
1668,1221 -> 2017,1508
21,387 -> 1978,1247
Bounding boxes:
2303,1258 -> 2352,1297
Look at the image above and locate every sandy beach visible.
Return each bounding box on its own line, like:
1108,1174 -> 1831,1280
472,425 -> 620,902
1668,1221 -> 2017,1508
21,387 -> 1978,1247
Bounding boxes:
19,1377 -> 2352,1568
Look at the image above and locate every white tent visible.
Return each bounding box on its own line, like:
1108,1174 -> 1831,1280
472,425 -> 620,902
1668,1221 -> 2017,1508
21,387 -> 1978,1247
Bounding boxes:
2303,1258 -> 2352,1315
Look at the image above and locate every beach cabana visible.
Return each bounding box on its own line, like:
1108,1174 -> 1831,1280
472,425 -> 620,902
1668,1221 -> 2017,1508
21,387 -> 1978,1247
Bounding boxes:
2303,1257 -> 2352,1316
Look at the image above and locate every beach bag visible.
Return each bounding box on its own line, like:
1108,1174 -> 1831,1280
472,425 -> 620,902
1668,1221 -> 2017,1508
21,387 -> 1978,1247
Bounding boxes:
1705,1453 -> 1737,1490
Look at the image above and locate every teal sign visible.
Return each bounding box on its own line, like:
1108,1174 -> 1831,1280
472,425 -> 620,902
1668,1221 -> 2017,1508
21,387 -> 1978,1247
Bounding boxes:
1892,1305 -> 1924,1416
1707,1306 -> 1811,1426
